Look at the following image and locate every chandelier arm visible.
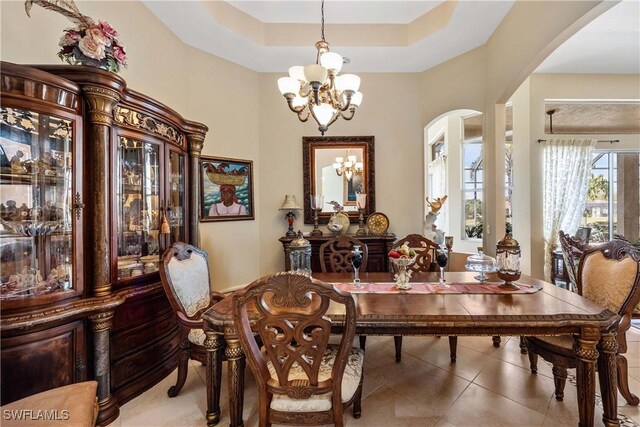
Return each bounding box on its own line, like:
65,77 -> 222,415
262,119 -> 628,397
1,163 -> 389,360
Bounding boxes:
339,108 -> 357,121
337,90 -> 354,112
324,112 -> 341,128
284,95 -> 307,114
296,109 -> 310,123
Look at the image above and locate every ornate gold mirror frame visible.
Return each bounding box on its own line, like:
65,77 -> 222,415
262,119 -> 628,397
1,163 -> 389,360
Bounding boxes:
303,136 -> 375,224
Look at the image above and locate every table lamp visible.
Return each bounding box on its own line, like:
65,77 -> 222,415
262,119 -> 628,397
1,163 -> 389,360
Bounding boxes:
279,195 -> 302,237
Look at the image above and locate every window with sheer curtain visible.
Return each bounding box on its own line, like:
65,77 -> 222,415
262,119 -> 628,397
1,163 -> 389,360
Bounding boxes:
543,138 -> 597,280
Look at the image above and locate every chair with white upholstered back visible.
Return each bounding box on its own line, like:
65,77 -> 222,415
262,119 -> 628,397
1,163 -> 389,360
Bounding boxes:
160,243 -> 225,401
525,240 -> 640,405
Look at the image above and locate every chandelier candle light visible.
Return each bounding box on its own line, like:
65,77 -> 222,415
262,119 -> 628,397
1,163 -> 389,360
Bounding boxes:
277,0 -> 363,135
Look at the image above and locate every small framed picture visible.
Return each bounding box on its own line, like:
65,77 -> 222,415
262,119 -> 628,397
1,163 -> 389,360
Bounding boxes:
200,156 -> 254,222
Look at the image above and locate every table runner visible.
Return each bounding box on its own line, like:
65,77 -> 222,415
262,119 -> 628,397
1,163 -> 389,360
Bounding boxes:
333,281 -> 542,294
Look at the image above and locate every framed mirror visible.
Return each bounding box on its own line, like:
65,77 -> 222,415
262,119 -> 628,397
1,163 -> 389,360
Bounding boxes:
303,136 -> 375,224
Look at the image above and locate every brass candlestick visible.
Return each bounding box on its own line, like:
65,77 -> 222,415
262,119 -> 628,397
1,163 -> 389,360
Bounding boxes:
355,193 -> 367,236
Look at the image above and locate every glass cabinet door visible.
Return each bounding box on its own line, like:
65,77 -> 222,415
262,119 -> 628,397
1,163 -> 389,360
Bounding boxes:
0,107 -> 75,301
167,150 -> 186,245
116,136 -> 161,281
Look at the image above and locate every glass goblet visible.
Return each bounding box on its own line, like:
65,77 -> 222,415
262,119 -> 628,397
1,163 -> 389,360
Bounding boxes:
436,249 -> 449,288
351,246 -> 364,288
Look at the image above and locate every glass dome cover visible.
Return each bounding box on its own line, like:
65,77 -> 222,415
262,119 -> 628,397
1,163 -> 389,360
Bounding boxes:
465,247 -> 497,282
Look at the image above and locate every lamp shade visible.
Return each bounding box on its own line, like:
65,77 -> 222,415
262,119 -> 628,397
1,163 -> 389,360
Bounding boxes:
279,195 -> 302,211
304,64 -> 328,84
278,77 -> 300,95
320,51 -> 343,73
336,74 -> 360,92
288,65 -> 306,82
351,91 -> 363,107
313,103 -> 335,126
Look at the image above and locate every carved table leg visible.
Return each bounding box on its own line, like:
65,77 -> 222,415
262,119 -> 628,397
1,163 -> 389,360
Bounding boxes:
574,334 -> 599,427
226,333 -> 246,427
204,331 -> 224,426
597,332 -> 619,427
89,311 -> 119,425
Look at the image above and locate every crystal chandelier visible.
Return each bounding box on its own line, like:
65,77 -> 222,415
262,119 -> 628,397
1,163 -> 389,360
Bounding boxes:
277,0 -> 363,135
333,150 -> 363,181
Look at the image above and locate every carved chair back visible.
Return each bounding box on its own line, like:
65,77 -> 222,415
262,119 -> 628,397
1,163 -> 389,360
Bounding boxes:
392,234 -> 440,273
232,272 -> 358,424
559,230 -> 589,293
576,240 -> 640,351
319,236 -> 368,273
160,242 -> 215,321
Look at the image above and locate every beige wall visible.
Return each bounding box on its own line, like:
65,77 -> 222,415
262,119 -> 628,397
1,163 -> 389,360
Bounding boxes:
2,0 -> 632,291
1,1 -> 262,291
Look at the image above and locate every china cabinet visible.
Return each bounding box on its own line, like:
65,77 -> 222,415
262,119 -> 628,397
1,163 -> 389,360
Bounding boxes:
0,62 -> 207,425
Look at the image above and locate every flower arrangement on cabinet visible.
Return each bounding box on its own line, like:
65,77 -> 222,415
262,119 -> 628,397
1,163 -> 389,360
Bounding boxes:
58,21 -> 127,72
25,0 -> 127,73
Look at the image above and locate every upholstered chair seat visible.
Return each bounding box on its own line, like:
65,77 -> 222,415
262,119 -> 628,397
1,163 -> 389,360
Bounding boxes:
267,346 -> 364,412
526,240 -> 640,405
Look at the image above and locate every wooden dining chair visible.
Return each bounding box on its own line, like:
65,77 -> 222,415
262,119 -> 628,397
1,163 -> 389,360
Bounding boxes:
389,234 -> 458,363
559,230 -> 589,293
319,236 -> 370,352
319,236 -> 368,273
232,272 -> 364,427
159,242 -> 225,398
525,240 -> 640,405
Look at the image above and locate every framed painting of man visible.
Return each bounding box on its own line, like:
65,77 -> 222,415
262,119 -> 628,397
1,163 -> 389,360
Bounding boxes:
200,156 -> 254,222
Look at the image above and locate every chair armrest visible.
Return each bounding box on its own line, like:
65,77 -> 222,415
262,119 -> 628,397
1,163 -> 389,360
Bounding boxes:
176,311 -> 204,329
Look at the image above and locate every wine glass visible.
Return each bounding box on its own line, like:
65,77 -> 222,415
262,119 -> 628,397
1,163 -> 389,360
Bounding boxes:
351,246 -> 363,288
436,249 -> 449,288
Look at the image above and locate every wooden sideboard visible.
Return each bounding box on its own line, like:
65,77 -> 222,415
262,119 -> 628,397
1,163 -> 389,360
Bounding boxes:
279,233 -> 396,273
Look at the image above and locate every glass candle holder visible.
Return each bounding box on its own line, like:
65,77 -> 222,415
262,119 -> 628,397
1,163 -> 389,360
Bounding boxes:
310,195 -> 324,236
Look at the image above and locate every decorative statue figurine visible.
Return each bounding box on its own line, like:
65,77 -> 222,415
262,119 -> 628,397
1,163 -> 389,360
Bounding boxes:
423,195 -> 448,245
10,150 -> 28,174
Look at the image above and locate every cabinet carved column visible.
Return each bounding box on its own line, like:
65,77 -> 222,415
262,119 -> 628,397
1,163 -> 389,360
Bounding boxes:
89,311 -> 119,424
83,86 -> 120,297
187,132 -> 205,246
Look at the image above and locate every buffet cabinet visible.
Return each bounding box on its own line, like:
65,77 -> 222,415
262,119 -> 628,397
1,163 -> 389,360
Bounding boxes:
0,62 -> 207,425
279,233 -> 396,273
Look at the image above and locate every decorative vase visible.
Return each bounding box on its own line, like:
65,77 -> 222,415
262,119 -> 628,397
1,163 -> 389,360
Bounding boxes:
390,256 -> 416,290
327,211 -> 349,236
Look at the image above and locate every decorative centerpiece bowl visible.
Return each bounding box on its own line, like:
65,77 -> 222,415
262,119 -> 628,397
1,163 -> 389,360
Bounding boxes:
389,243 -> 417,290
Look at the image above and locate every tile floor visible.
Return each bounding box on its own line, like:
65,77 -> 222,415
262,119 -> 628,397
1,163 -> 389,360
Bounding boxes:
113,330 -> 640,427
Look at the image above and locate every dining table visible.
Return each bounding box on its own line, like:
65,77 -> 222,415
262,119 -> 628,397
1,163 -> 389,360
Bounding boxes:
200,271 -> 620,427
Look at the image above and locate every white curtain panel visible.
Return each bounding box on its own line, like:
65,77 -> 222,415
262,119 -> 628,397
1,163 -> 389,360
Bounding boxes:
427,155 -> 448,234
543,138 -> 597,280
